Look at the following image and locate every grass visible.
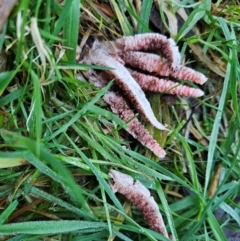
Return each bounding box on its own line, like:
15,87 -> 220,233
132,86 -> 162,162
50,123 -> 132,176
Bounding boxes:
0,0 -> 239,240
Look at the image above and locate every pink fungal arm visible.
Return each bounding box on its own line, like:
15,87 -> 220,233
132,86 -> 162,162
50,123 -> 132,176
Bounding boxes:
121,51 -> 207,85
80,34 -> 208,159
109,169 -> 169,237
113,33 -> 181,70
84,45 -> 167,131
104,91 -> 166,158
129,69 -> 204,97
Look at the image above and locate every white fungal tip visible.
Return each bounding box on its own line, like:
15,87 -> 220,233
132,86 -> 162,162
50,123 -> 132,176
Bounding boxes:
168,38 -> 181,70
200,75 -> 208,84
195,89 -> 204,97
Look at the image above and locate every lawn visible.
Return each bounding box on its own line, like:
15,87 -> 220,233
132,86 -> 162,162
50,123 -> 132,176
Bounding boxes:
0,0 -> 239,240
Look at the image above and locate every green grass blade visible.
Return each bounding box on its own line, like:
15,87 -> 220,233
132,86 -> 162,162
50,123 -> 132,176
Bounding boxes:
178,135 -> 201,192
109,0 -> 133,36
0,156 -> 27,168
217,201 -> 240,225
0,220 -> 107,235
24,151 -> 90,211
0,129 -> 91,212
89,105 -> 127,128
0,200 -> 18,225
63,0 -> 80,62
46,81 -> 112,141
204,20 -> 234,196
0,22 -> 7,51
155,181 -> 178,241
25,185 -> 96,220
0,71 -> 17,96
0,88 -> 25,108
207,210 -> 228,241
137,0 -> 153,34
51,1 -> 75,43
66,136 -> 125,213
176,8 -> 208,41
30,70 -> 42,151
